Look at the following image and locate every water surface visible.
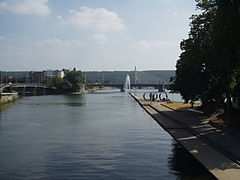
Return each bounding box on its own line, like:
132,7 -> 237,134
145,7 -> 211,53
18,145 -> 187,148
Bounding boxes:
0,91 -> 214,179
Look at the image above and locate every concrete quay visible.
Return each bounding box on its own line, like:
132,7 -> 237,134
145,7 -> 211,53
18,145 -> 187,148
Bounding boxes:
0,93 -> 18,106
130,92 -> 240,180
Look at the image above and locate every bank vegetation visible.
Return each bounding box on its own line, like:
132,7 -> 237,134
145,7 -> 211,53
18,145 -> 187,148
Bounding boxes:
171,0 -> 240,122
42,68 -> 86,94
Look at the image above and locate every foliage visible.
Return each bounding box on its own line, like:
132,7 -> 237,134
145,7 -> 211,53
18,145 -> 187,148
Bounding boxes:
211,0 -> 240,110
171,0 -> 216,104
172,0 -> 240,113
42,77 -> 55,88
42,69 -> 85,93
63,70 -> 85,92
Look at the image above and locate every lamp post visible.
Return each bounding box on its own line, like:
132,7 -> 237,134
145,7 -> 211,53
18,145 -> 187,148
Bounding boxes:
0,70 -> 2,85
84,71 -> 87,90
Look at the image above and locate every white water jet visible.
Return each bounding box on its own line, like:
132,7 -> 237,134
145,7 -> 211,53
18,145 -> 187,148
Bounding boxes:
124,74 -> 131,91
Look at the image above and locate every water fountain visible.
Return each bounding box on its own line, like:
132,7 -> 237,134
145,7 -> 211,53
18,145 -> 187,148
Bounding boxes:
123,74 -> 131,91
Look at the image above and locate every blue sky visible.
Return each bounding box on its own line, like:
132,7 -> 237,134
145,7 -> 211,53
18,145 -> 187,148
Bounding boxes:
0,0 -> 197,71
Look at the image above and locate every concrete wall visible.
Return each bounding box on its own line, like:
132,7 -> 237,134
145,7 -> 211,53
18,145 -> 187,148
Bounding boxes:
0,94 -> 19,106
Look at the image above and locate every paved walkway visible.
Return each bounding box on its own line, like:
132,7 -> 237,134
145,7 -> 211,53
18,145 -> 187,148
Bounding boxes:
130,93 -> 240,180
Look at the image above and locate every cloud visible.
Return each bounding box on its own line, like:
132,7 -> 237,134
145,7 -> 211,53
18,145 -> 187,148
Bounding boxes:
33,38 -> 86,69
87,33 -> 107,44
0,0 -> 50,15
0,36 -> 6,40
133,40 -> 179,51
171,11 -> 191,16
59,6 -> 125,31
126,39 -> 181,69
37,38 -> 83,47
133,40 -> 151,49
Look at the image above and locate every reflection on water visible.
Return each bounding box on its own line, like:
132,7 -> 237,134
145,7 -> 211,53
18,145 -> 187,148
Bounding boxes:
0,91 -> 214,179
0,99 -> 19,113
169,142 -> 216,180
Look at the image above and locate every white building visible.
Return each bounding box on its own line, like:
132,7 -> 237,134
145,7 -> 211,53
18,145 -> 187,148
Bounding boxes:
43,69 -> 65,78
55,70 -> 65,78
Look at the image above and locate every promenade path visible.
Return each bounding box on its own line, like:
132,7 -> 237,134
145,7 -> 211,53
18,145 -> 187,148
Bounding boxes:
130,93 -> 240,180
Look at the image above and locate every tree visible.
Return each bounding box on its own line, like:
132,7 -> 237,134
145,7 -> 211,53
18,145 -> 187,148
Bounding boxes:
172,0 -> 240,116
211,0 -> 240,117
63,69 -> 85,92
42,77 -> 55,88
42,69 -> 85,93
171,0 -> 216,106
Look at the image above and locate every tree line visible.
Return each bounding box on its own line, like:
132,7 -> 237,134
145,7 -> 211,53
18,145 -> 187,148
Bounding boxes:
43,68 -> 85,93
171,0 -> 240,116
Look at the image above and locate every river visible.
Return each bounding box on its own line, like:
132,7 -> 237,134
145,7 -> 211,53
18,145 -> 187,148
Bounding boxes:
0,90 -> 214,179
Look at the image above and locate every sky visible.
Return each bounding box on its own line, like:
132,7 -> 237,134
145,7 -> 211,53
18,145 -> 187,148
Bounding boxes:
0,0 -> 198,71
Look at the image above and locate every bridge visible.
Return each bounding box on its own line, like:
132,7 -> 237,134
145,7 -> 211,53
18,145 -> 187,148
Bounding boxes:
0,83 -> 52,95
86,83 -> 170,92
1,83 -> 171,95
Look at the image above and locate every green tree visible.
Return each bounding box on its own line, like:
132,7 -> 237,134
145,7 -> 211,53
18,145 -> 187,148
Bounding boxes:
172,0 -> 240,116
171,0 -> 216,107
42,77 -> 55,88
63,70 -> 85,92
52,77 -> 65,90
211,0 -> 240,116
42,69 -> 85,93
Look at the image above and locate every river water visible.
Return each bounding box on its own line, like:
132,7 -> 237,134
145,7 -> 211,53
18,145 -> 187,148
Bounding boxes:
0,90 -> 214,180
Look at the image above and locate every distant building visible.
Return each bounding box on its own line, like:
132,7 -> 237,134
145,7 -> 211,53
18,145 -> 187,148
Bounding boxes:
29,71 -> 43,84
0,69 -> 66,84
55,70 -> 65,78
62,69 -> 70,75
1,71 -> 29,83
43,69 -> 65,78
43,70 -> 54,78
2,75 -> 15,83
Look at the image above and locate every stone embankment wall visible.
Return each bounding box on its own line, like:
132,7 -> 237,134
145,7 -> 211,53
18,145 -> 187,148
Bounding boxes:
0,94 -> 19,106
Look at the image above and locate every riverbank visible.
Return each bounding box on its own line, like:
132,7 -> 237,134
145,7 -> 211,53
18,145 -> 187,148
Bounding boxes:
0,94 -> 19,106
130,92 -> 240,180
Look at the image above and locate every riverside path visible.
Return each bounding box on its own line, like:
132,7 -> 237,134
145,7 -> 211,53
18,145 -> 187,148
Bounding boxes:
130,92 -> 240,180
